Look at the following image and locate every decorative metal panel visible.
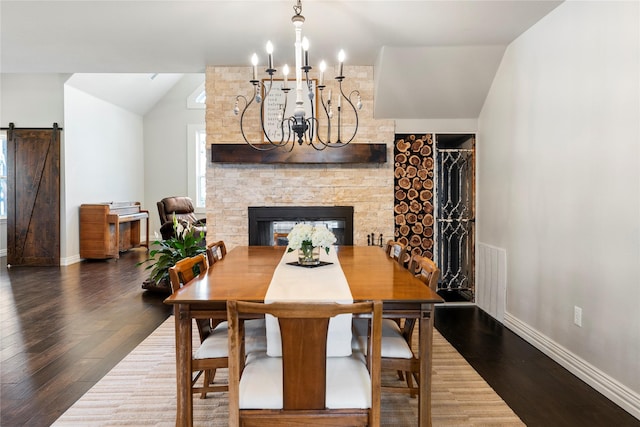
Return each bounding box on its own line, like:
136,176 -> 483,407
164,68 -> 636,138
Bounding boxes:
434,138 -> 475,296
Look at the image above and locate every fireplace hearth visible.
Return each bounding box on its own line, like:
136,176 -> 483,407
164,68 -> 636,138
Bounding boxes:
248,206 -> 354,246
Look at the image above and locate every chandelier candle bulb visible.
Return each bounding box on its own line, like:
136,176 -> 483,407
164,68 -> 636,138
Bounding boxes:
251,53 -> 258,80
266,41 -> 274,70
302,37 -> 310,68
319,60 -> 326,86
338,49 -> 345,76
283,64 -> 289,88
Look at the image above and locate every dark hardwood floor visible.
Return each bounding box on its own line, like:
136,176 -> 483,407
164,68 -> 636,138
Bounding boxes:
1,250 -> 637,426
435,306 -> 639,427
0,250 -> 172,426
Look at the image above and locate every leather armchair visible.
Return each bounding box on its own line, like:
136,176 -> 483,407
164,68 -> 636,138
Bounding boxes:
157,196 -> 206,240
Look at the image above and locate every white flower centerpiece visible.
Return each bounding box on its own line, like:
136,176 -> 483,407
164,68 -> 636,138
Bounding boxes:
286,223 -> 337,266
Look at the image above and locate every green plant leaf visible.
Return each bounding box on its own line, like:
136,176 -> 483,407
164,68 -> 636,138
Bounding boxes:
137,214 -> 206,285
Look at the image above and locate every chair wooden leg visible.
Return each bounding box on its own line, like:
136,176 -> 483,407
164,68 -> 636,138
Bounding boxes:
200,369 -> 216,399
405,371 -> 417,398
407,371 -> 420,398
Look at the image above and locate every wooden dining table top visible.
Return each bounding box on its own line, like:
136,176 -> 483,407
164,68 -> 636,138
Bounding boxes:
164,245 -> 443,305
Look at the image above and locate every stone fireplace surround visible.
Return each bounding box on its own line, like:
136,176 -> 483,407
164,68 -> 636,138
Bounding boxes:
205,66 -> 395,250
206,162 -> 394,250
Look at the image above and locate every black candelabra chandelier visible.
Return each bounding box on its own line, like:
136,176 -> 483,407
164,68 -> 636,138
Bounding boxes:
234,0 -> 362,151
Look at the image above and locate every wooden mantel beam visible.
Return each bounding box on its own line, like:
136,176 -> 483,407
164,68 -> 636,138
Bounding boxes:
211,143 -> 387,164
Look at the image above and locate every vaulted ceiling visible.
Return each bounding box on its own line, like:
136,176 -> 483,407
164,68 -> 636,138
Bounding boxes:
1,0 -> 564,118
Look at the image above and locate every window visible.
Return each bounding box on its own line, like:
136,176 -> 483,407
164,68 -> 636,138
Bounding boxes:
187,83 -> 206,109
0,131 -> 6,217
194,91 -> 206,105
188,124 -> 207,210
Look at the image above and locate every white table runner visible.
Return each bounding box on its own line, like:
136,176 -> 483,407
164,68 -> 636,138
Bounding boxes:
265,247 -> 353,357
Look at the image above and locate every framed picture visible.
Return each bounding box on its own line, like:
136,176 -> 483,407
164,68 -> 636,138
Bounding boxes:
262,79 -> 317,142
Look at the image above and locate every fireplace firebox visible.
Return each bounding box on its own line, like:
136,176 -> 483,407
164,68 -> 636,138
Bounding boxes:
248,206 -> 354,246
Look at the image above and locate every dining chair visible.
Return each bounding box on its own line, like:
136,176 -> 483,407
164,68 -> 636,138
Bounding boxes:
408,254 -> 440,291
384,240 -> 409,268
227,300 -> 383,427
391,254 -> 440,395
169,254 -> 266,399
382,240 -> 411,379
353,253 -> 440,398
206,240 -> 227,267
169,254 -> 227,398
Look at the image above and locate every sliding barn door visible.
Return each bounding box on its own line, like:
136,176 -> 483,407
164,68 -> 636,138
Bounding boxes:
7,124 -> 61,266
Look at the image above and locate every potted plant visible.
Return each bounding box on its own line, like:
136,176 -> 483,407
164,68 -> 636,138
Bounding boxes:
139,215 -> 206,293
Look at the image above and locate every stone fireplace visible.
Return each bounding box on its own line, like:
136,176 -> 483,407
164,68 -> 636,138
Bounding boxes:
248,206 -> 354,246
205,65 -> 395,250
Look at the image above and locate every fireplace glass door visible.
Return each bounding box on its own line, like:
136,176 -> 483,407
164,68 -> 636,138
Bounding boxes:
248,206 -> 354,247
272,220 -> 346,246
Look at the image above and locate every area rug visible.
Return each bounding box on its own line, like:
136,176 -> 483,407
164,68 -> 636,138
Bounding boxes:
52,317 -> 524,426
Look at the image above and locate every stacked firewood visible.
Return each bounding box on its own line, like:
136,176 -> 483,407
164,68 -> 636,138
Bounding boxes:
394,134 -> 435,264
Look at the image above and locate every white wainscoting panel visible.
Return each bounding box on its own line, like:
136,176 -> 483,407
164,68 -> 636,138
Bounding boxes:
476,242 -> 507,323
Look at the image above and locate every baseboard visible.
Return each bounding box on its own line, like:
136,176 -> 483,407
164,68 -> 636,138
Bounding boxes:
441,301 -> 476,307
60,254 -> 82,266
504,312 -> 640,420
0,253 -> 81,265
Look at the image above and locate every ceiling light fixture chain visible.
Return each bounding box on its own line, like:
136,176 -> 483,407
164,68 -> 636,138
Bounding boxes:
234,0 -> 361,151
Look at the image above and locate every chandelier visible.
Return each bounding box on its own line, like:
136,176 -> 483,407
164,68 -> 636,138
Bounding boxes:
234,0 -> 362,151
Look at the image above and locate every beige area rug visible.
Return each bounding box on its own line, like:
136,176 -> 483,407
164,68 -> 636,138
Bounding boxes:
53,317 -> 524,427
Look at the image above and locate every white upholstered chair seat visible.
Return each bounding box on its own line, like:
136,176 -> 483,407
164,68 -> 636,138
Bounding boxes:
194,319 -> 266,360
352,318 -> 413,359
238,350 -> 372,410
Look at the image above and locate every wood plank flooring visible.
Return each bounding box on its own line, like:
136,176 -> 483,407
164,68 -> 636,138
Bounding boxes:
435,306 -> 639,427
0,250 -> 172,426
1,250 -> 637,426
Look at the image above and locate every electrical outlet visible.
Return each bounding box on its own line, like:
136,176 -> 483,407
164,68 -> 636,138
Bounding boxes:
574,306 -> 582,327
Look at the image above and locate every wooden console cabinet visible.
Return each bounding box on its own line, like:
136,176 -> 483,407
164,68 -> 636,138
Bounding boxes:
80,202 -> 149,259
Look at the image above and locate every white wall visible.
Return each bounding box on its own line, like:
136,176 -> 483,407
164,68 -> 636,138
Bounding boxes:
394,119 -> 477,134
63,85 -> 145,263
477,0 -> 639,417
0,74 -> 67,127
143,74 -> 205,236
0,74 -> 67,258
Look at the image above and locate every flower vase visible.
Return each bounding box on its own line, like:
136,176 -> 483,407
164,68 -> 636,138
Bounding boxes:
298,244 -> 321,266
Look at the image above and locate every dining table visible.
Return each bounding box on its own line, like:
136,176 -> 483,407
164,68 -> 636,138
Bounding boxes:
164,245 -> 444,427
